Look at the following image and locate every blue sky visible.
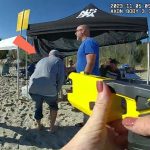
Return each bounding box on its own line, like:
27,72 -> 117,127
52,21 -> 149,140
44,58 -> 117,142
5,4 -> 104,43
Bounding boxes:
0,0 -> 150,39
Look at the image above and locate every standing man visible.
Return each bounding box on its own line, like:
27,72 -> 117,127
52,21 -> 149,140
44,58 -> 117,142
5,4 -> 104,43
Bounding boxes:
29,50 -> 64,132
75,24 -> 100,126
75,24 -> 100,76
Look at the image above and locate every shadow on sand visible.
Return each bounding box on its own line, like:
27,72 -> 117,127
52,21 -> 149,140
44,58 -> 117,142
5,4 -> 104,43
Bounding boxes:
0,122 -> 80,149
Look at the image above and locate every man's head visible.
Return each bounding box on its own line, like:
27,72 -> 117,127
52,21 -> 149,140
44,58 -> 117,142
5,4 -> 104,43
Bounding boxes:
69,58 -> 73,66
49,50 -> 61,58
110,59 -> 119,65
75,24 -> 90,41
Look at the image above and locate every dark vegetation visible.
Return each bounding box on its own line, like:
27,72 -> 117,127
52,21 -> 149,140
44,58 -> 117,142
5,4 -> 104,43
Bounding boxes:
0,42 -> 148,68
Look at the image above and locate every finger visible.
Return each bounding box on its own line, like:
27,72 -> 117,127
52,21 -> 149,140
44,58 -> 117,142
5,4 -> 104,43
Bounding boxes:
114,134 -> 128,149
96,80 -> 103,92
122,116 -> 150,136
109,119 -> 128,134
107,126 -> 128,149
87,81 -> 112,130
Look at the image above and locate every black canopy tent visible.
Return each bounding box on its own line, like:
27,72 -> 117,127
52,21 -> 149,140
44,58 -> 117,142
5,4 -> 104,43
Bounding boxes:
27,4 -> 148,56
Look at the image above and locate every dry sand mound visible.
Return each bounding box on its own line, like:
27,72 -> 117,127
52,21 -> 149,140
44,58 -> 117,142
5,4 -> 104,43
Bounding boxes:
0,67 -> 83,150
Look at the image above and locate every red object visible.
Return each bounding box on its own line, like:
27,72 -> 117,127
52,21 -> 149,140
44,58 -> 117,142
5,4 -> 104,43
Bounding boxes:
13,35 -> 36,54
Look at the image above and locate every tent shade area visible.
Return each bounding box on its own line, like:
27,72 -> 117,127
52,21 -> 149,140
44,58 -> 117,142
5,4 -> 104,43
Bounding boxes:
27,4 -> 148,56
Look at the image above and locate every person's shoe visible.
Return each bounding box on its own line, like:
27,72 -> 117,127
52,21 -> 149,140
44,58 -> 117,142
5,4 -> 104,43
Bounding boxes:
48,126 -> 57,133
34,122 -> 44,130
37,124 -> 44,130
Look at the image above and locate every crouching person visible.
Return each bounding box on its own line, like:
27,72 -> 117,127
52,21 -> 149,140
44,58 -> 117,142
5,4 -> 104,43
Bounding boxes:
29,50 -> 64,132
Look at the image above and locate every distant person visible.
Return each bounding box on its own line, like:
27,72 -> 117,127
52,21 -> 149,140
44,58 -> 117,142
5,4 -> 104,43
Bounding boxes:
100,57 -> 112,76
27,61 -> 37,77
65,58 -> 76,84
75,24 -> 100,126
66,58 -> 75,75
29,50 -> 65,132
68,58 -> 74,67
107,57 -> 112,65
100,58 -> 121,80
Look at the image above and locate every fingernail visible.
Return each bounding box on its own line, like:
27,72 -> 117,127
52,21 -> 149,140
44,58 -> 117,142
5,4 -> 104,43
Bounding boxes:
96,81 -> 103,92
122,117 -> 137,126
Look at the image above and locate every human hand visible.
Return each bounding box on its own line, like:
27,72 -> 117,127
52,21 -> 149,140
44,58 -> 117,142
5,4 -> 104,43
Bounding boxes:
122,115 -> 150,136
62,81 -> 127,150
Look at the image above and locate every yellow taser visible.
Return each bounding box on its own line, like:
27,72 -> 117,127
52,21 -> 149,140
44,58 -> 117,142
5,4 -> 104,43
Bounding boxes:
67,72 -> 150,122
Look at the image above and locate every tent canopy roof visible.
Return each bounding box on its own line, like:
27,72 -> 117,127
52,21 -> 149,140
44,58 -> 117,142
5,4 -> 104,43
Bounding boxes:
27,4 -> 148,38
27,4 -> 148,56
0,36 -> 18,51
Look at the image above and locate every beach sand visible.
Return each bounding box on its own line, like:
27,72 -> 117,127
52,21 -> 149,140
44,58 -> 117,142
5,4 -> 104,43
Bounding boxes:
0,67 -> 149,150
0,67 -> 83,150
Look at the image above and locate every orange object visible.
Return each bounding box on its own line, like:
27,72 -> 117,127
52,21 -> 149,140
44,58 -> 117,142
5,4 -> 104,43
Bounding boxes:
13,35 -> 36,54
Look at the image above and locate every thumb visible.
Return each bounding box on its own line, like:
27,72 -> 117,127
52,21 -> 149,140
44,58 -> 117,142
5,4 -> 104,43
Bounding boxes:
87,81 -> 112,130
122,116 -> 150,136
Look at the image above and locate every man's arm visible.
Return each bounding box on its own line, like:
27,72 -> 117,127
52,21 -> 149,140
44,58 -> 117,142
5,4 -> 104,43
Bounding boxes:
57,61 -> 65,92
84,54 -> 96,74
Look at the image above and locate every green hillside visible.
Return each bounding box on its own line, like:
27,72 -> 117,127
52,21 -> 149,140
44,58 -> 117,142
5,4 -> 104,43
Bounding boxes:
0,42 -> 148,69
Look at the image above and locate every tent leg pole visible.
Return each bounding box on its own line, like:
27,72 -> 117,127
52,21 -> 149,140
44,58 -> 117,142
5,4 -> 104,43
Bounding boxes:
25,36 -> 29,100
147,40 -> 150,85
25,49 -> 28,99
17,48 -> 20,100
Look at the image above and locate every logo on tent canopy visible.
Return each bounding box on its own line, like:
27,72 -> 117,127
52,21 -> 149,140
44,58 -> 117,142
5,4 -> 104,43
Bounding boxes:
76,9 -> 97,18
